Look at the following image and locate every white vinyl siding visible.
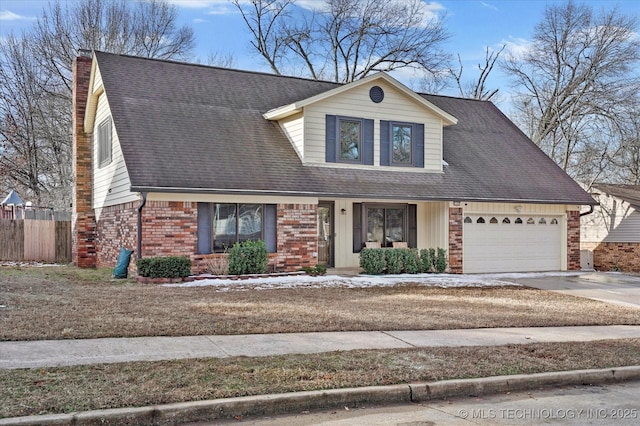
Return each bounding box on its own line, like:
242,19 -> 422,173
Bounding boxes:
279,112 -> 304,160
604,210 -> 640,242
303,80 -> 443,171
92,92 -> 138,210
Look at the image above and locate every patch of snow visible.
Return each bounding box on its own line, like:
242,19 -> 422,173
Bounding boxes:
163,271 -> 592,292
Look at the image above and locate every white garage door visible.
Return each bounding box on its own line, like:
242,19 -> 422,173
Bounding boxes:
463,215 -> 563,273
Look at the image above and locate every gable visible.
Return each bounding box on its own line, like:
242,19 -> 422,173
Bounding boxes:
301,79 -> 445,170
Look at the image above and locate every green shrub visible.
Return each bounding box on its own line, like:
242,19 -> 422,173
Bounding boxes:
359,248 -> 386,274
403,249 -> 421,274
435,247 -> 448,273
419,248 -> 437,273
228,240 -> 268,275
385,249 -> 405,274
136,256 -> 191,278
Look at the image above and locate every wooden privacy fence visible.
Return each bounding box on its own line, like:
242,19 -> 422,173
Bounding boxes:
0,220 -> 71,263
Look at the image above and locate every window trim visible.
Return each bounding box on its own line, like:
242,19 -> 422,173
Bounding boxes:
389,121 -> 414,166
97,117 -> 113,168
362,202 -> 409,248
197,203 -> 277,254
380,120 -> 424,168
336,116 -> 365,164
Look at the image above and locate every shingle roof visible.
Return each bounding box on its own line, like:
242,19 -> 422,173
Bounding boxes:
94,51 -> 595,205
593,184 -> 640,209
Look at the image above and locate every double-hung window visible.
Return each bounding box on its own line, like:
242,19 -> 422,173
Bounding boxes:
380,121 -> 424,168
325,115 -> 374,165
197,203 -> 277,253
97,117 -> 112,168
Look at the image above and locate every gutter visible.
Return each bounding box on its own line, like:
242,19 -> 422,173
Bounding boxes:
580,204 -> 594,217
136,192 -> 147,259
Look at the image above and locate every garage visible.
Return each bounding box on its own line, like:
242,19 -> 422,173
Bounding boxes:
463,214 -> 563,273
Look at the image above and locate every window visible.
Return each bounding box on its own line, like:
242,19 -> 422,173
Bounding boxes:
197,203 -> 277,253
325,115 -> 374,165
97,117 -> 112,167
353,203 -> 416,251
515,217 -> 523,224
476,217 -> 485,224
490,217 -> 498,223
464,216 -> 472,223
392,124 -> 412,164
527,218 -> 535,224
381,121 -> 424,167
339,118 -> 361,161
503,217 -> 511,224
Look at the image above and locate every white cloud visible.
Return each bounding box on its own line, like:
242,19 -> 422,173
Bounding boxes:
502,36 -> 532,60
480,1 -> 498,12
166,0 -> 224,8
0,10 -> 36,21
193,18 -> 208,23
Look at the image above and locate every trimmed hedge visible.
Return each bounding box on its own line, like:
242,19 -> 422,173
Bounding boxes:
360,247 -> 448,275
136,256 -> 192,278
228,240 -> 268,275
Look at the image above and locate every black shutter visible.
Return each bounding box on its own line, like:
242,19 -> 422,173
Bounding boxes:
353,203 -> 363,253
408,204 -> 417,248
264,204 -> 277,253
197,203 -> 211,254
380,120 -> 390,166
325,115 -> 337,163
413,123 -> 424,168
363,119 -> 374,165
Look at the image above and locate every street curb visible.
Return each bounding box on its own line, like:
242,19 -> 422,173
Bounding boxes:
2,366 -> 639,425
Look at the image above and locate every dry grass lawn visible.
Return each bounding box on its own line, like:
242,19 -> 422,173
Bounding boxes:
2,339 -> 640,418
2,266 -> 640,419
1,266 -> 640,341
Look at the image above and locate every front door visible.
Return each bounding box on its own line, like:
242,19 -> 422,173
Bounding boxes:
317,202 -> 334,267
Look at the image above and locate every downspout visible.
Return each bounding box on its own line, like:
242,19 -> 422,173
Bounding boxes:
137,192 -> 147,259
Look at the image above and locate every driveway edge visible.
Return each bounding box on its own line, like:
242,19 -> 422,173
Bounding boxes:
2,366 -> 639,425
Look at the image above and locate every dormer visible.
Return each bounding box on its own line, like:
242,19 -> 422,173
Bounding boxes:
264,73 -> 457,172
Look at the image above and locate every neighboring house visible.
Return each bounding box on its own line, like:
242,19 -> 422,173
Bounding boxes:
72,51 -> 595,275
581,184 -> 640,273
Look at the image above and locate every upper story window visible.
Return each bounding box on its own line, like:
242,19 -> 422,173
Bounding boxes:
392,124 -> 412,164
326,115 -> 374,165
381,121 -> 424,168
97,117 -> 112,168
339,118 -> 362,161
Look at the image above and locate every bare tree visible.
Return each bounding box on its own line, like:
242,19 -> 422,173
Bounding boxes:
233,0 -> 451,83
501,1 -> 640,184
0,0 -> 194,208
449,45 -> 504,101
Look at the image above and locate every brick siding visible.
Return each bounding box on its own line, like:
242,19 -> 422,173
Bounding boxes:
566,210 -> 581,271
594,242 -> 640,273
95,202 -> 138,272
72,54 -> 96,268
448,207 -> 463,273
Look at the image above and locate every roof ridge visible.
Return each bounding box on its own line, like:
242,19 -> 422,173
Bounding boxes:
92,50 -> 343,86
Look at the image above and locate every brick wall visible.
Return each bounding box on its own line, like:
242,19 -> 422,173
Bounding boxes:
448,207 -> 463,273
594,243 -> 640,273
274,203 -> 317,271
566,210 -> 581,271
95,202 -> 138,272
72,54 -> 97,268
141,201 -> 198,258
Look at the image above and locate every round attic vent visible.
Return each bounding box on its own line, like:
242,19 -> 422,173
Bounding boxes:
369,86 -> 384,103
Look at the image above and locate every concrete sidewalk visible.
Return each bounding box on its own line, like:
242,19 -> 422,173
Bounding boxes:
3,325 -> 640,369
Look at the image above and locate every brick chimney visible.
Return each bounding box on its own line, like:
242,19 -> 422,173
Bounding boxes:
72,51 -> 97,268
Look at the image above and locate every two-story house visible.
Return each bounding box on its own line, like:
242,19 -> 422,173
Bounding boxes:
72,51 -> 595,274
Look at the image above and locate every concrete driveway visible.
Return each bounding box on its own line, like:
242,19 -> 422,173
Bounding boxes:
508,272 -> 640,309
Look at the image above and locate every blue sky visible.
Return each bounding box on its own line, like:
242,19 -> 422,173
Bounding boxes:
1,0 -> 638,103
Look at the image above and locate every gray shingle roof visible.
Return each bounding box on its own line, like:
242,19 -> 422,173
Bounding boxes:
94,51 -> 595,205
593,184 -> 640,209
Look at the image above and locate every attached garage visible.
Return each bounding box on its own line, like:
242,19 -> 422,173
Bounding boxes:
463,214 -> 564,273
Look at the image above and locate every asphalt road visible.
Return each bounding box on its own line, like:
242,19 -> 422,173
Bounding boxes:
508,272 -> 640,309
212,381 -> 640,425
